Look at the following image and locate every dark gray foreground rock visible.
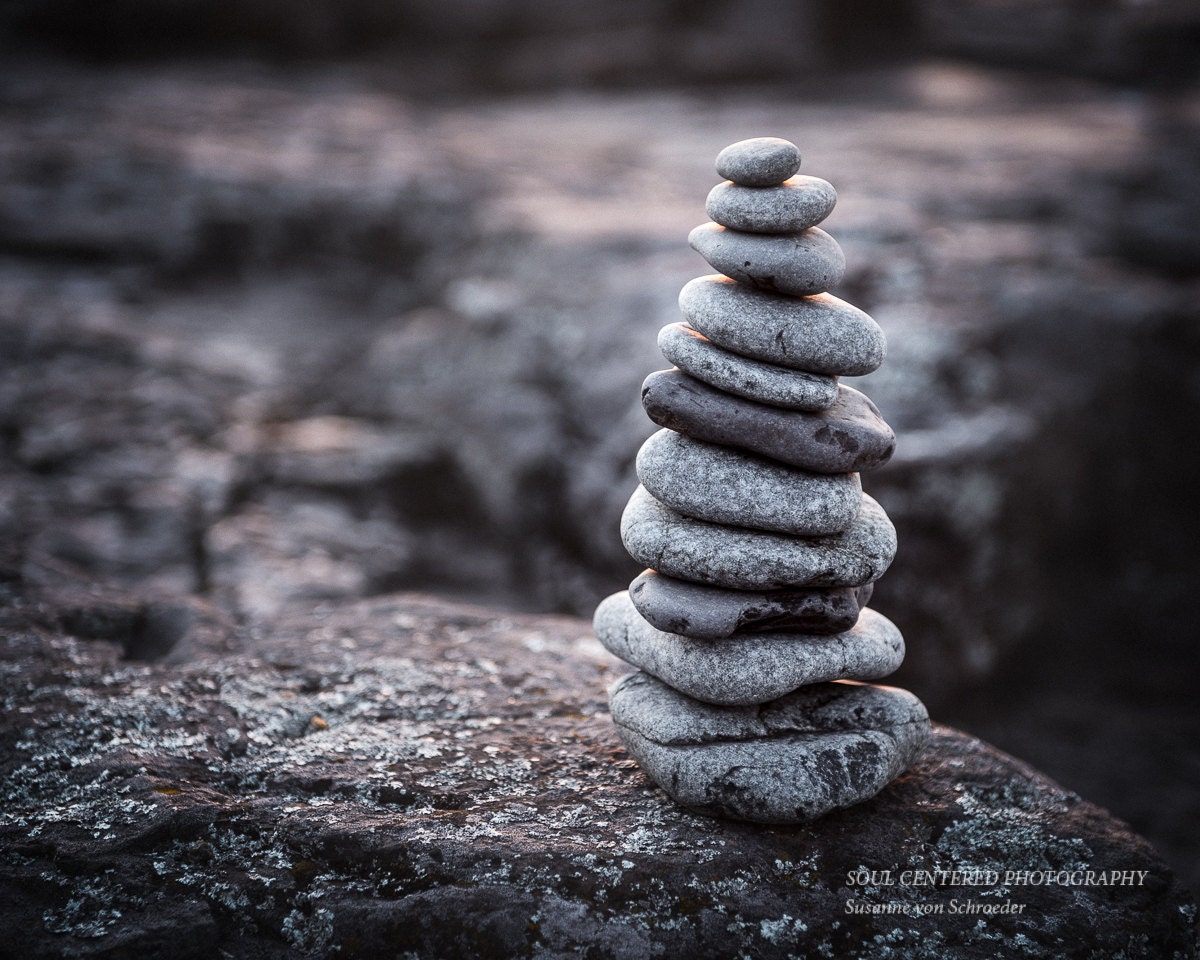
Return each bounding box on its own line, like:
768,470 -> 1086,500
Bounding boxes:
0,570 -> 1196,959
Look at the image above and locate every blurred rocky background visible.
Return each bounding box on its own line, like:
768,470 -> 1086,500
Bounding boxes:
1,0 -> 1199,890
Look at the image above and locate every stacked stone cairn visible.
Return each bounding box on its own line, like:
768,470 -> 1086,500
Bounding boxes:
595,137 -> 931,823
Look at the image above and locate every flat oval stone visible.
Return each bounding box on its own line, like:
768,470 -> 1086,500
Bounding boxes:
636,429 -> 862,536
620,485 -> 896,590
714,137 -> 801,187
706,176 -> 837,234
688,222 -> 845,297
679,275 -> 885,376
608,671 -> 931,823
642,370 -> 895,475
595,590 -> 904,705
657,322 -> 837,411
629,569 -> 872,639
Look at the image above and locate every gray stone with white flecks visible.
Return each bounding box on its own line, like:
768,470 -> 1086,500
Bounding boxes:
641,370 -> 895,475
620,485 -> 896,590
608,670 -> 930,823
679,275 -> 885,377
688,222 -> 844,297
635,429 -> 862,536
629,569 -> 872,639
594,591 -> 906,706
706,176 -> 837,234
656,322 -> 837,411
714,137 -> 802,187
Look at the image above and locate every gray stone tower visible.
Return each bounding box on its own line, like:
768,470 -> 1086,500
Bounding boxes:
594,137 -> 930,822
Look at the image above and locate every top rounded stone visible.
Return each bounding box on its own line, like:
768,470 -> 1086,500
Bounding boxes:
715,137 -> 801,187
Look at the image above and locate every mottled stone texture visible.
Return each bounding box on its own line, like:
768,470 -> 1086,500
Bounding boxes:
0,570 -> 1195,959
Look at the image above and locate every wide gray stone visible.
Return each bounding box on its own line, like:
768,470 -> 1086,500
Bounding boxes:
706,175 -> 837,234
629,569 -> 872,638
635,429 -> 862,536
714,137 -> 802,187
609,671 -> 930,822
656,322 -> 837,411
620,485 -> 897,589
594,591 -> 905,705
642,370 -> 895,475
688,222 -> 845,296
679,274 -> 885,376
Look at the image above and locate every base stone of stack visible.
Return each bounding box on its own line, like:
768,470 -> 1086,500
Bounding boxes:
609,672 -> 931,822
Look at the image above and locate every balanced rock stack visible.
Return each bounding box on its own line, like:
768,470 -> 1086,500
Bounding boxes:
594,137 -> 931,823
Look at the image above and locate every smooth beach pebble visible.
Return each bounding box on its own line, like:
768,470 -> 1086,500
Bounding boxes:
629,569 -> 872,639
688,222 -> 845,297
657,322 -> 837,411
594,591 -> 905,706
620,485 -> 897,590
608,671 -> 931,823
679,275 -> 885,377
642,370 -> 895,475
635,429 -> 862,536
706,176 -> 837,234
714,137 -> 802,187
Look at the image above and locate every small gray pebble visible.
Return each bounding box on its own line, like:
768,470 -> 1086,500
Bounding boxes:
657,322 -> 837,411
636,429 -> 862,536
679,274 -> 885,376
620,485 -> 897,590
608,671 -> 931,822
629,569 -> 872,638
688,222 -> 845,297
715,137 -> 802,187
594,590 -> 904,705
706,176 -> 837,234
642,370 -> 895,475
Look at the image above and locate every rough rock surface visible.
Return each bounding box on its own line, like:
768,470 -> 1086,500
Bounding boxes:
0,567 -> 1196,959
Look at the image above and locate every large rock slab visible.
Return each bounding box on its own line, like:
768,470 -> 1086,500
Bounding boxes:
610,672 -> 930,822
594,590 -> 905,704
0,578 -> 1195,960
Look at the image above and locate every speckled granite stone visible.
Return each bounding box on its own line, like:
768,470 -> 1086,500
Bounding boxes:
679,274 -> 885,376
642,370 -> 895,475
609,671 -> 930,822
636,429 -> 862,536
656,322 -> 838,411
594,591 -> 905,705
689,222 -> 845,296
620,485 -> 896,590
629,569 -> 872,638
706,175 -> 837,234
